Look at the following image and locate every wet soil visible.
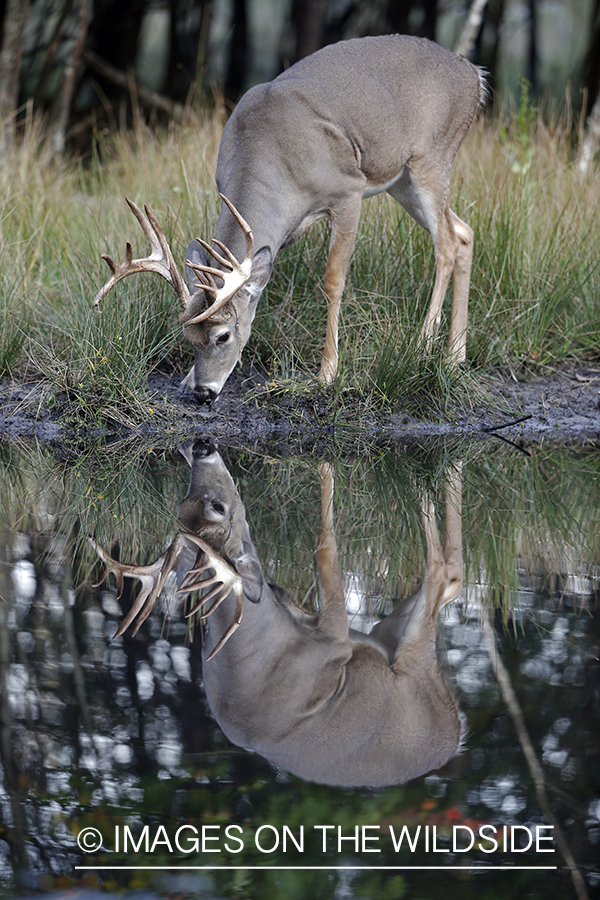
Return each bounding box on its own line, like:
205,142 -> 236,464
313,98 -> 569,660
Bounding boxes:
1,364 -> 599,451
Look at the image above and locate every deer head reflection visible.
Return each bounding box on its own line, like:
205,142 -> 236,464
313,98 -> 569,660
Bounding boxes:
92,444 -> 464,788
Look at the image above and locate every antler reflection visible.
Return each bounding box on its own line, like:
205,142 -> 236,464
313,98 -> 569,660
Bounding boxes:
89,532 -> 243,659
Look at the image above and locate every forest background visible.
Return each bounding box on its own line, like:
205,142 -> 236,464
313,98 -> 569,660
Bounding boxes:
1,0 -> 599,158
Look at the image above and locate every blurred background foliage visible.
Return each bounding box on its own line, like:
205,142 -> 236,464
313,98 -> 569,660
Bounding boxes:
0,0 -> 599,160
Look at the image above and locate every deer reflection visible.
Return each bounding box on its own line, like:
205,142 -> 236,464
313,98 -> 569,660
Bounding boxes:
92,443 -> 464,788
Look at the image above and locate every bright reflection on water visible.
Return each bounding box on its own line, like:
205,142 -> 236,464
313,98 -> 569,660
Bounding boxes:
0,439 -> 598,900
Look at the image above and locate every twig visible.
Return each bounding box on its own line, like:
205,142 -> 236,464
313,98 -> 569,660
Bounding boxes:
483,616 -> 588,900
489,433 -> 532,457
483,414 -> 532,433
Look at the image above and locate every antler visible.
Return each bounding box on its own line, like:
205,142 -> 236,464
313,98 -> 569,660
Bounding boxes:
89,532 -> 244,658
178,534 -> 244,661
94,198 -> 193,312
183,194 -> 254,325
89,533 -> 188,637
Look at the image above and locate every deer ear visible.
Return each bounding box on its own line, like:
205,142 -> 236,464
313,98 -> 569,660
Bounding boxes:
185,239 -> 207,290
248,247 -> 272,293
236,555 -> 263,602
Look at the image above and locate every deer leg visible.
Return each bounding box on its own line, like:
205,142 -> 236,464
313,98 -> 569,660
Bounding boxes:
369,589 -> 421,659
448,212 -> 473,364
442,461 -> 463,600
319,200 -> 362,383
390,495 -> 448,675
420,207 -> 460,348
387,169 -> 463,356
315,462 -> 350,639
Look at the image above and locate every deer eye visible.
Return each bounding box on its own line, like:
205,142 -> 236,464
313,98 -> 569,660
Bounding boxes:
211,501 -> 226,515
216,331 -> 231,345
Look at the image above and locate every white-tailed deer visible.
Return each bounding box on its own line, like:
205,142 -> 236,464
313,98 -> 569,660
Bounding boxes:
94,35 -> 486,404
92,444 -> 465,787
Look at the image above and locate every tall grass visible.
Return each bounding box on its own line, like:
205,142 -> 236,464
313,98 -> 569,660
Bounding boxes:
459,99 -> 600,367
0,100 -> 598,419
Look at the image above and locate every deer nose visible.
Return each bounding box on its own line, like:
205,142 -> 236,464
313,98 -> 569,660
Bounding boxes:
194,387 -> 217,406
192,438 -> 218,456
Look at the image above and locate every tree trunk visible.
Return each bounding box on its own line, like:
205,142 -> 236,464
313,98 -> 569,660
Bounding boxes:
292,0 -> 326,62
578,0 -> 600,174
387,0 -> 437,40
0,0 -> 30,153
86,0 -> 145,109
387,0 -> 416,36
51,0 -> 91,159
165,0 -> 211,104
455,0 -> 489,58
225,0 -> 248,102
578,89 -> 600,175
527,0 -> 538,93
33,0 -> 76,111
582,0 -> 600,114
422,0 -> 437,40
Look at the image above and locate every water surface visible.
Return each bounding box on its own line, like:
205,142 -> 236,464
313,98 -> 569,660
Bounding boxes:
0,438 -> 598,899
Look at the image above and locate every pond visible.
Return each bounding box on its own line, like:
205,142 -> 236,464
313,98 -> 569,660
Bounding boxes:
0,436 -> 598,900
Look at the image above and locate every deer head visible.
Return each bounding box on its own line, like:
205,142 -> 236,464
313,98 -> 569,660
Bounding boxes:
94,197 -> 270,405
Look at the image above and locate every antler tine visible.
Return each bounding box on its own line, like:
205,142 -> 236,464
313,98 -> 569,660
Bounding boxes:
182,194 -> 254,326
220,194 -> 254,260
178,534 -> 242,600
188,265 -> 219,296
93,198 -> 192,312
204,599 -> 244,661
195,237 -> 237,272
176,533 -> 244,657
126,197 -> 163,257
89,535 -> 185,638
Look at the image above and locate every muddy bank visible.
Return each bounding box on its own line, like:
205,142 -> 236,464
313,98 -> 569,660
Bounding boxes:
1,365 -> 599,450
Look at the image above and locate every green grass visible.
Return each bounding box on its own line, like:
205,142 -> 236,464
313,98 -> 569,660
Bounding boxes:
0,104 -> 598,423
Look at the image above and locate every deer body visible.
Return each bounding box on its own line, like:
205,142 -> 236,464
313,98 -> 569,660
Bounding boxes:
183,36 -> 485,399
181,448 -> 464,787
200,586 -> 461,787
96,36 -> 485,404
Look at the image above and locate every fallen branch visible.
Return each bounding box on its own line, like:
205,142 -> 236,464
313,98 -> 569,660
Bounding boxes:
82,49 -> 186,120
483,414 -> 533,433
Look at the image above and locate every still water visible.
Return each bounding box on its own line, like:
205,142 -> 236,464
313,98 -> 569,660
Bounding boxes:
0,437 -> 598,899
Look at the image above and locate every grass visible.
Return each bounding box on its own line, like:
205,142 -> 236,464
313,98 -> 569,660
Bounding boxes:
0,97 -> 599,425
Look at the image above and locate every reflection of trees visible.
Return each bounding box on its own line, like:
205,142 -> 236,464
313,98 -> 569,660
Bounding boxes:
441,589 -> 599,895
0,531 -> 29,875
483,615 -> 588,900
0,521 -> 221,881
